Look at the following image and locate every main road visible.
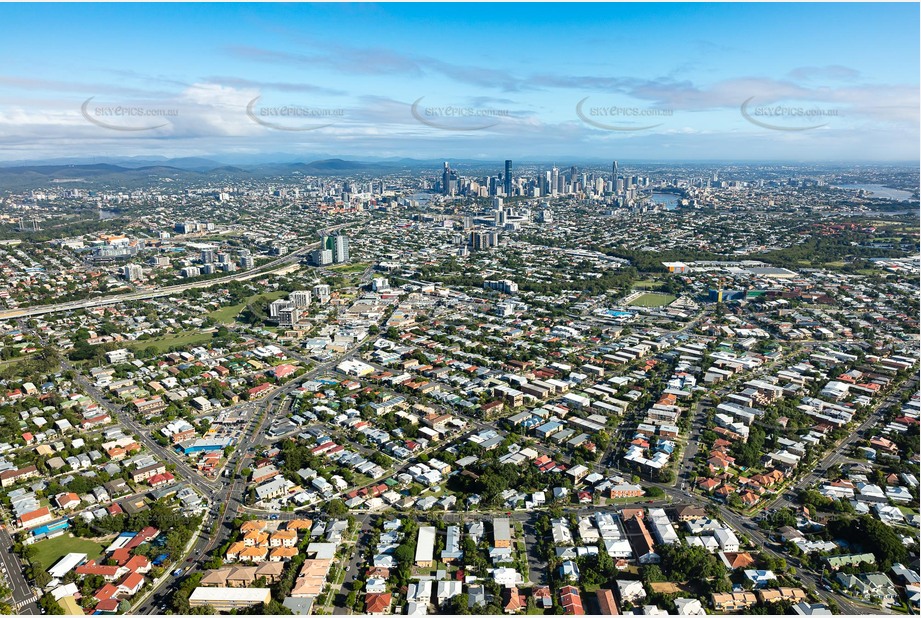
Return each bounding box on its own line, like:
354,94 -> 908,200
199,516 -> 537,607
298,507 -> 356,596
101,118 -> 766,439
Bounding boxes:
132,337 -> 370,614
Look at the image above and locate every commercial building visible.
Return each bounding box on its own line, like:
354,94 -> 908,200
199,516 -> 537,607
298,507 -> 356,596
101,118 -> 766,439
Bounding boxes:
415,526 -> 436,567
188,587 -> 271,611
493,517 -> 512,548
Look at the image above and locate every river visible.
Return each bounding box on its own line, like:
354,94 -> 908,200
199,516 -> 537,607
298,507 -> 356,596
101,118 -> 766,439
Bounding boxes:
835,184 -> 916,202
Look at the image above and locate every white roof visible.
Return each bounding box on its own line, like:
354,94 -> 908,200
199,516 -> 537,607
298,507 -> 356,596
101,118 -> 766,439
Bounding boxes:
189,587 -> 272,602
48,553 -> 87,579
415,526 -> 436,563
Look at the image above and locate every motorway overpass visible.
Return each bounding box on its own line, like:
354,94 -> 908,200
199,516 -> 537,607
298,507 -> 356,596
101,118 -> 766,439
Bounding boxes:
0,222 -> 353,321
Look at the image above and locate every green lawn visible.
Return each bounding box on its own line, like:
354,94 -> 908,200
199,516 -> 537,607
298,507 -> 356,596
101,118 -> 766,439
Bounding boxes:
31,534 -> 106,571
0,354 -> 34,369
326,262 -> 369,274
626,292 -> 677,307
127,330 -> 215,352
207,290 -> 288,324
632,279 -> 665,290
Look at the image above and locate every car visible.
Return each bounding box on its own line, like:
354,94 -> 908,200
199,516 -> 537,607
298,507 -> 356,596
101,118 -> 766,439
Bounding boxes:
270,514 -> 279,520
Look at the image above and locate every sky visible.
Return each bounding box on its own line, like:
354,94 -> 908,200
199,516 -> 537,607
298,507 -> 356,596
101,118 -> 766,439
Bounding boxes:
0,2 -> 918,163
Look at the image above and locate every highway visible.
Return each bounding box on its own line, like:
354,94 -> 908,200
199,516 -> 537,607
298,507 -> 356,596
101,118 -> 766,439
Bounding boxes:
0,222 -> 354,321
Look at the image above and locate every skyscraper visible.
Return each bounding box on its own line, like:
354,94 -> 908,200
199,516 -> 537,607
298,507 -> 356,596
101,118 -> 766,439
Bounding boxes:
504,160 -> 512,197
442,162 -> 450,195
333,235 -> 349,263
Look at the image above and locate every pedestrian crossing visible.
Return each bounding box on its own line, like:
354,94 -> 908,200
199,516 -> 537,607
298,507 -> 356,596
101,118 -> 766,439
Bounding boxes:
13,595 -> 37,609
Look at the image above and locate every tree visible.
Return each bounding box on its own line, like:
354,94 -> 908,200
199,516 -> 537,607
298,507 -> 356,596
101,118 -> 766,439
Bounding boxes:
323,499 -> 348,518
449,593 -> 470,614
828,515 -> 907,569
393,543 -> 415,566
33,569 -> 52,588
39,594 -> 64,615
642,564 -> 666,584
659,543 -> 726,583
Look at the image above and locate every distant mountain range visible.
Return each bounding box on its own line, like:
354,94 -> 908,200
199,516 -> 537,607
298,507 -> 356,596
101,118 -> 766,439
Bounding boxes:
0,156 -> 516,189
0,159 -> 419,190
0,155 -> 460,171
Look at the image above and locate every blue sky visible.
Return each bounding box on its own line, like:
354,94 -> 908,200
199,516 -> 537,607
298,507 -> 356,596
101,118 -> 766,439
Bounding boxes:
0,3 -> 918,162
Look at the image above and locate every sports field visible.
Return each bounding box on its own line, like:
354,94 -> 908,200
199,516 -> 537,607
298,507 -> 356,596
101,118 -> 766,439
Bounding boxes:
626,292 -> 676,307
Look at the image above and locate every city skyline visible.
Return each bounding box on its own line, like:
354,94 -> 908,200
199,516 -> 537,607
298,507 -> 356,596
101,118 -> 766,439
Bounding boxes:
0,3 -> 918,162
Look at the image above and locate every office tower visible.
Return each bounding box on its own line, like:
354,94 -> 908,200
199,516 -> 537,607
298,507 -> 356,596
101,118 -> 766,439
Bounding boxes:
612,161 -> 618,183
289,290 -> 312,308
333,235 -> 349,263
469,231 -> 487,250
551,167 -> 559,196
441,162 -> 458,196
504,160 -> 512,196
311,248 -> 333,266
122,264 -> 143,281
